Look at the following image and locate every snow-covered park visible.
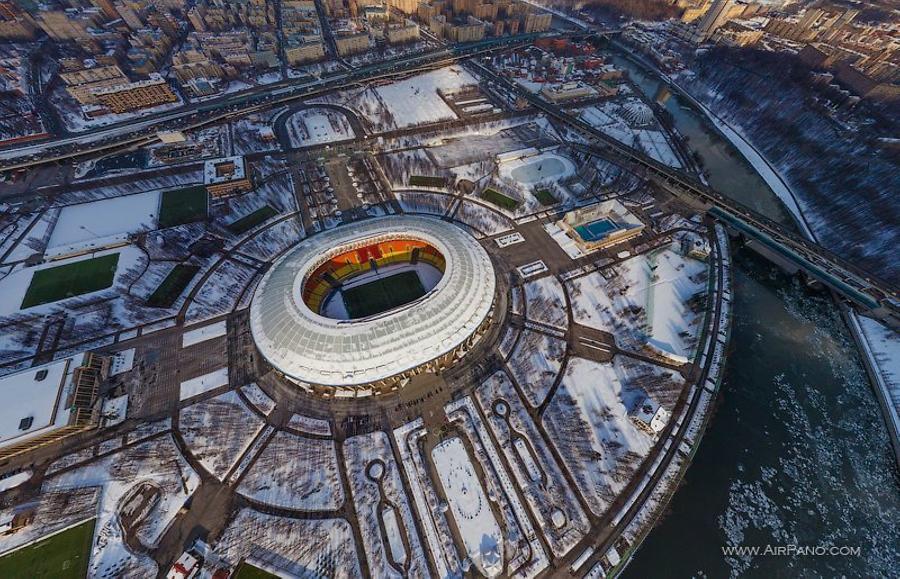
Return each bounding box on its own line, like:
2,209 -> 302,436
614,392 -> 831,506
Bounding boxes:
568,244 -> 708,363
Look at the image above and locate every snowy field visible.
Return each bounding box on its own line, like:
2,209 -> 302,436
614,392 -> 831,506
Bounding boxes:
287,413 -> 332,436
374,66 -> 476,128
43,435 -> 199,577
505,330 -> 566,407
395,191 -> 453,216
215,509 -> 361,577
237,431 -> 344,511
393,419 -> 462,577
241,383 -> 275,416
286,108 -> 355,148
475,371 -> 590,557
431,436 -> 504,578
343,431 -> 430,578
499,151 -> 576,185
46,191 -> 160,257
445,396 -> 549,578
178,390 -> 265,480
523,276 -> 569,330
179,367 -> 229,401
580,101 -> 682,168
568,245 -> 708,362
181,320 -> 227,348
453,200 -> 515,237
542,357 -> 681,516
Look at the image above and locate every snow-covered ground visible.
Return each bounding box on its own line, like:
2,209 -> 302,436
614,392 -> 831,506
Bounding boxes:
392,419 -> 462,578
241,383 -> 275,416
343,431 -> 430,578
542,357 -> 681,516
0,488 -> 99,556
374,66 -> 476,129
287,413 -> 332,436
178,390 -> 265,480
568,244 -> 708,363
0,244 -> 145,317
453,199 -> 515,237
43,435 -> 199,577
445,396 -> 549,578
523,276 -> 569,330
475,371 -> 589,557
214,509 -> 361,577
431,436 -> 504,578
181,320 -> 227,348
179,367 -> 229,401
580,101 -> 682,168
286,107 -> 355,148
499,151 -> 576,186
505,330 -> 566,407
45,191 -> 160,257
237,431 -> 344,511
853,315 -> 900,455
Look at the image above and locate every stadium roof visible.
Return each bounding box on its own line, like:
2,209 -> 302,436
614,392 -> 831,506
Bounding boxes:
249,215 -> 496,387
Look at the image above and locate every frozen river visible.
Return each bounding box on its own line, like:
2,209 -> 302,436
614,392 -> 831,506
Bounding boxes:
609,50 -> 900,578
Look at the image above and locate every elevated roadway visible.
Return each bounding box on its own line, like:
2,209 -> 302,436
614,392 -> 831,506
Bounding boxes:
0,34 -> 550,172
470,60 -> 900,329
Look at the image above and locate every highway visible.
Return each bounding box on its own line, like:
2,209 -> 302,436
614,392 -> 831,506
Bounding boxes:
0,33 -> 547,171
469,59 -> 900,327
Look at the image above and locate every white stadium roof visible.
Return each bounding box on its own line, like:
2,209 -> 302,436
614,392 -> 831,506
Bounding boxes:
249,215 -> 496,387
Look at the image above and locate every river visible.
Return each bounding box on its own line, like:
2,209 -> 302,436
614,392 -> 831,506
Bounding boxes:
607,52 -> 900,578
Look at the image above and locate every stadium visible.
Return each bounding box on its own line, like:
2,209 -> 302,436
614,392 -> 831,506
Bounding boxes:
249,215 -> 498,395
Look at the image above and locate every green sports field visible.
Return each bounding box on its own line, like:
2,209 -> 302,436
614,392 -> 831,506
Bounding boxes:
342,270 -> 426,318
158,186 -> 209,228
227,205 -> 277,234
534,188 -> 556,206
21,253 -> 119,309
481,188 -> 520,211
146,263 -> 200,308
0,519 -> 95,579
233,562 -> 280,579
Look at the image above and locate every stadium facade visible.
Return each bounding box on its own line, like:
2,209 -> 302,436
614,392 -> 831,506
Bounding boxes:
249,215 -> 497,396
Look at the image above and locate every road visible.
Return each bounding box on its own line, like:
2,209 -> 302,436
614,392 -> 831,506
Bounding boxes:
0,33 -> 556,171
469,59 -> 900,328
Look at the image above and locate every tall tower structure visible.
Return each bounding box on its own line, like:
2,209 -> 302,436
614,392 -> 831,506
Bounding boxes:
693,0 -> 732,43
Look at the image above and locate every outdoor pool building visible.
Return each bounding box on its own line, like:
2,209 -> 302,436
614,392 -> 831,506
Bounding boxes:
560,200 -> 645,252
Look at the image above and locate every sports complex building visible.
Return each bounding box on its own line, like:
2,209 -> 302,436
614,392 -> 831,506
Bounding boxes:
249,216 -> 498,396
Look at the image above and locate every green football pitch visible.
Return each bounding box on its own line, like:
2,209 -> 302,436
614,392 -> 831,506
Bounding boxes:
0,519 -> 94,579
341,270 -> 426,318
21,253 -> 119,309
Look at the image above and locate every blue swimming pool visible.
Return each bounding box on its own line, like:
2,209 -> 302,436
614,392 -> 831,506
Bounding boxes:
575,218 -> 619,242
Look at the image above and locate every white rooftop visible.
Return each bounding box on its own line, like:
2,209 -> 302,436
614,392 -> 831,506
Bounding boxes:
249,215 -> 496,387
0,354 -> 85,448
203,156 -> 246,184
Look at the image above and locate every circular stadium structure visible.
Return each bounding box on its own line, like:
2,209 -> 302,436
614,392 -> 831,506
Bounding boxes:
249,215 -> 497,394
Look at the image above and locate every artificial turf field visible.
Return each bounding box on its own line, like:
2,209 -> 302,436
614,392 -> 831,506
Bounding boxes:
0,518 -> 95,579
157,186 -> 209,228
146,263 -> 200,307
21,253 -> 119,309
233,562 -> 280,579
341,270 -> 426,318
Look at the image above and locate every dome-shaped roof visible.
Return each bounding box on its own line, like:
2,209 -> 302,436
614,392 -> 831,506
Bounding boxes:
250,215 -> 496,387
622,100 -> 655,127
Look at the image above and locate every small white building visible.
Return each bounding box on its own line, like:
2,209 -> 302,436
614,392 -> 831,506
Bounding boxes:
630,395 -> 670,434
0,352 -> 106,460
